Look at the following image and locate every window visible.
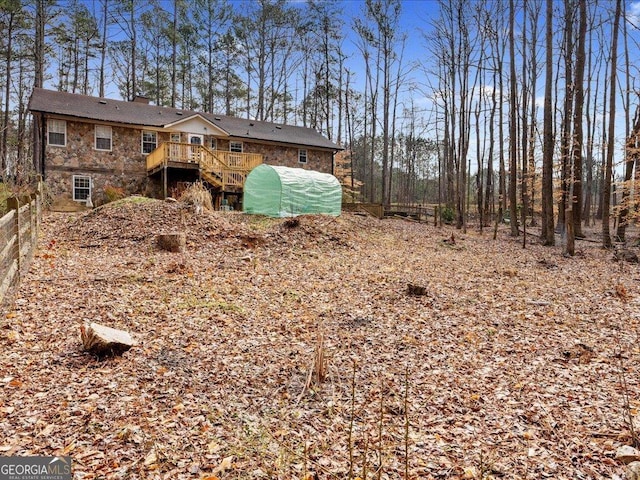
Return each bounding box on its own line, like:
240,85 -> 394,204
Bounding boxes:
95,125 -> 112,151
210,138 -> 217,150
170,133 -> 181,143
73,175 -> 91,202
142,131 -> 157,154
298,149 -> 308,164
48,119 -> 66,146
230,141 -> 243,153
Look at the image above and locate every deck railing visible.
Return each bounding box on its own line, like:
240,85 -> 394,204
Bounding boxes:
146,142 -> 263,189
200,147 -> 227,183
145,144 -> 167,171
212,151 -> 263,170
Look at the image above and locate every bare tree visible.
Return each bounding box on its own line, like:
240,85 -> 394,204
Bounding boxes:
110,0 -> 146,100
508,0 -> 518,236
602,0 -> 621,248
98,0 -> 108,97
541,0 -> 555,245
616,0 -> 633,241
570,0 -> 586,242
1,0 -> 24,173
427,0 -> 478,228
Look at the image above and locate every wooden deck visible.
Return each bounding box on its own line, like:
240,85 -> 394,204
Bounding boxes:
146,142 -> 262,191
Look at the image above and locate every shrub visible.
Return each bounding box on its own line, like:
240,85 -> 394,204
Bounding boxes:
440,205 -> 454,224
179,181 -> 213,212
104,185 -> 126,203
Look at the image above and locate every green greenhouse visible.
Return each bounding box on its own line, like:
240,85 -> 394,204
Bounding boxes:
243,164 -> 342,217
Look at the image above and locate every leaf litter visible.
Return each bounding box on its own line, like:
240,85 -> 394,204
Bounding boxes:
0,197 -> 639,479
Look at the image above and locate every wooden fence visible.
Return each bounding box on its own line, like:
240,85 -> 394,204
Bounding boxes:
383,204 -> 437,222
343,202 -> 438,223
342,202 -> 385,218
0,189 -> 42,305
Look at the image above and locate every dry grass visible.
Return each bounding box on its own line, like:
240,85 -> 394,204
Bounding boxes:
179,181 -> 213,212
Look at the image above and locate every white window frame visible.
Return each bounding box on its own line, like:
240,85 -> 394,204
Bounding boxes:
47,119 -> 66,147
94,125 -> 112,151
298,149 -> 308,164
141,130 -> 157,154
230,141 -> 243,153
72,175 -> 92,202
170,133 -> 181,143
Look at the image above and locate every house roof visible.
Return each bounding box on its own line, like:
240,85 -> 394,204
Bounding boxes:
28,88 -> 342,151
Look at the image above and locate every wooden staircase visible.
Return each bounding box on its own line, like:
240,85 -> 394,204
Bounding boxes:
146,142 -> 262,191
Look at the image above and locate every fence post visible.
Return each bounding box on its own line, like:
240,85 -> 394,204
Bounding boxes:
30,194 -> 37,255
6,197 -> 20,276
36,182 -> 42,237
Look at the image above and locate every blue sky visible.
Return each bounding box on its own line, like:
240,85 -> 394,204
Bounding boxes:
45,0 -> 636,174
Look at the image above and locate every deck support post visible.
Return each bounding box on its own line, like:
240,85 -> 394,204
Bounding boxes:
163,165 -> 168,199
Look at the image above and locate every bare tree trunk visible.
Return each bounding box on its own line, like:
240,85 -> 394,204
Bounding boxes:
508,0 -> 518,236
130,0 -> 136,98
171,0 -> 178,107
337,51 -> 344,146
498,43 -> 506,223
527,0 -> 540,228
616,0 -> 633,242
484,30 -> 498,226
541,0 -> 555,245
1,8 -> 15,173
597,52 -> 610,221
34,0 -> 46,90
475,77 -> 483,231
99,0 -> 108,97
582,15 -> 598,224
572,0 -> 586,240
557,0 -> 574,234
602,0 -> 621,248
33,0 -> 46,174
520,3 -> 528,246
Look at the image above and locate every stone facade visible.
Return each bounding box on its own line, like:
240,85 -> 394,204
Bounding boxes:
216,139 -> 333,174
44,119 -> 335,205
45,120 -> 162,204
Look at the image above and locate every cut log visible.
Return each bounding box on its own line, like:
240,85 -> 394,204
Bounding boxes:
616,445 -> 640,464
156,232 -> 186,252
80,322 -> 136,356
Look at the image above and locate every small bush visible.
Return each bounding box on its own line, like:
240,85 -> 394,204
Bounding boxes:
440,205 -> 454,224
104,185 -> 126,203
179,182 -> 213,212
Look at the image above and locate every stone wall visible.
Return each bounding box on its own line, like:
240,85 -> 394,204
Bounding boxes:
216,139 -> 334,173
44,120 -> 159,204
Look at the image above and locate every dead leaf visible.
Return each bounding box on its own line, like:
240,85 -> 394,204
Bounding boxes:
144,449 -> 157,467
213,456 -> 233,474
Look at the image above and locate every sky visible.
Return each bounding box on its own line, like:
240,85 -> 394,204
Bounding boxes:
40,0 -> 638,174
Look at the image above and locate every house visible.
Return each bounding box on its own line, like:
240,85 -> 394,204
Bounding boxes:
28,88 -> 341,207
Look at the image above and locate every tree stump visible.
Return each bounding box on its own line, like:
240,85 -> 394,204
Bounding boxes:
80,322 -> 136,356
156,232 -> 186,252
407,283 -> 428,296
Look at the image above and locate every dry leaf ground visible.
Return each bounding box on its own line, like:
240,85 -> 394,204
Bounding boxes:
1,197 -> 639,479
